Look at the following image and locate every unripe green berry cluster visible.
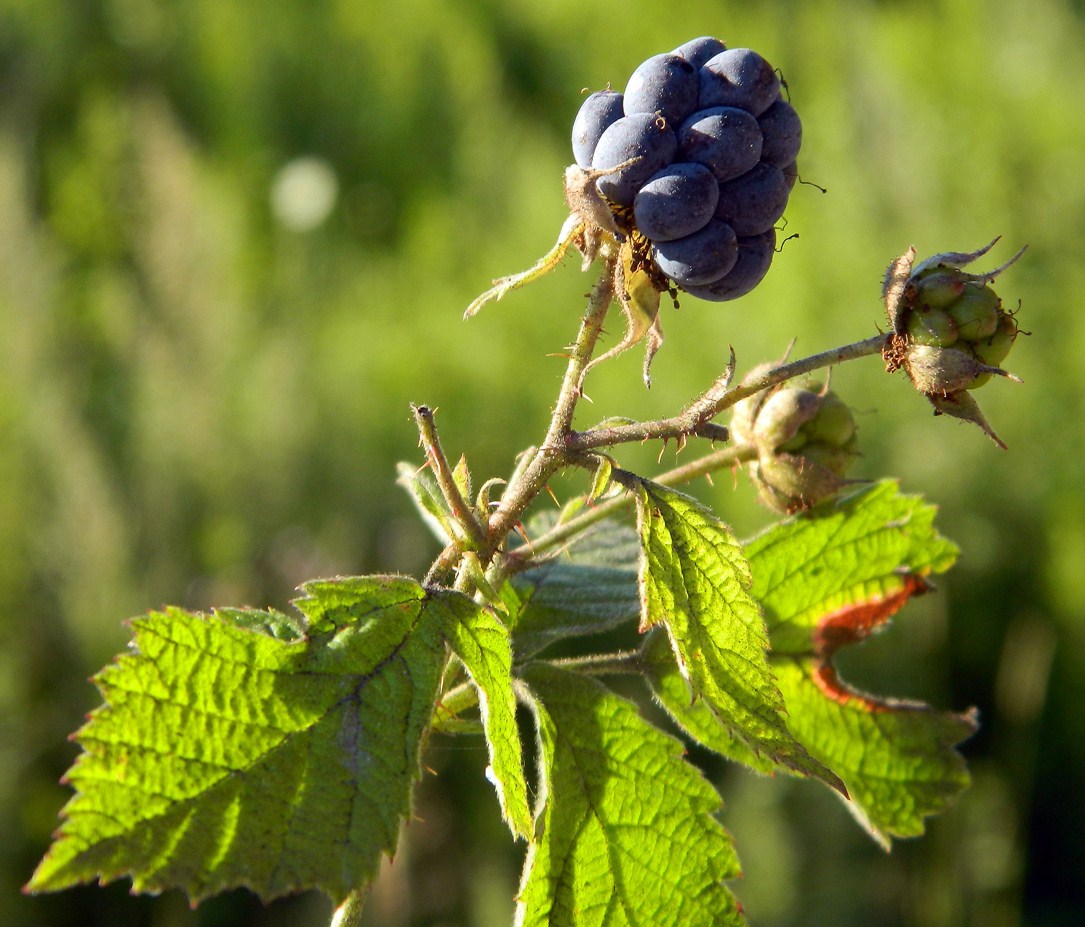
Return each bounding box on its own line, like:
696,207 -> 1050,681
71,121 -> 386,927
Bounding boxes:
903,267 -> 1018,391
883,239 -> 1025,447
732,373 -> 859,513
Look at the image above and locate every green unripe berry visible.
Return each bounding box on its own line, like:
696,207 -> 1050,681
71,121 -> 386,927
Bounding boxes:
972,312 -> 1018,368
807,393 -> 857,447
777,430 -> 809,454
913,270 -> 966,310
752,386 -> 821,452
735,377 -> 859,513
906,307 -> 959,347
948,285 -> 1000,341
883,239 -> 1025,447
801,442 -> 857,476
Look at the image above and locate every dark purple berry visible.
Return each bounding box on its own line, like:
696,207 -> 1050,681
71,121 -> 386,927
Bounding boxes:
677,106 -> 762,182
652,219 -> 739,286
571,90 -> 625,168
633,162 -> 718,241
713,162 -> 790,236
681,229 -> 777,301
591,112 -> 678,206
623,53 -> 699,125
698,48 -> 781,116
757,97 -> 803,167
671,36 -> 728,69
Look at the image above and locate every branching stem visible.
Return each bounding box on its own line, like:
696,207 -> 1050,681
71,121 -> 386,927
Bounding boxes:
566,333 -> 888,451
482,260 -> 617,556
413,404 -> 487,549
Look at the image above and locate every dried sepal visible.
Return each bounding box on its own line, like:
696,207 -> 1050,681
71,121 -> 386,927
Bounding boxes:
579,237 -> 668,389
464,213 -> 587,319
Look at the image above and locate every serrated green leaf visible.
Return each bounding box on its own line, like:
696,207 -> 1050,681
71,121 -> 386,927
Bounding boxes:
634,480 -> 844,792
28,576 -> 452,904
510,517 -> 640,658
772,658 -> 976,846
648,482 -> 975,845
642,629 -> 776,776
516,664 -> 743,927
441,602 -> 532,840
745,480 -> 959,653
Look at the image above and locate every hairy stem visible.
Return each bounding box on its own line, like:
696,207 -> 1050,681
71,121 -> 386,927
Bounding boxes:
520,442 -> 756,564
566,333 -> 888,451
483,261 -> 616,555
548,649 -> 645,675
413,404 -> 487,549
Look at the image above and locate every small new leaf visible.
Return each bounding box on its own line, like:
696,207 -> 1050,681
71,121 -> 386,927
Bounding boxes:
588,454 -> 615,503
633,479 -> 845,793
516,664 -> 743,927
28,577 -> 464,904
397,461 -> 455,544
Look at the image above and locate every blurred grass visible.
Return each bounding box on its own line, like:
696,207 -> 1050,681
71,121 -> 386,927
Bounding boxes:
1,0 -> 1083,924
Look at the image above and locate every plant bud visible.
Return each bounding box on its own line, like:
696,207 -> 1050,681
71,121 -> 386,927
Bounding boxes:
883,238 -> 1025,446
732,376 -> 859,513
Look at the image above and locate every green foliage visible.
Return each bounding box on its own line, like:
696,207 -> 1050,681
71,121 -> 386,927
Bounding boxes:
633,478 -> 845,792
6,2 -> 1078,925
647,481 -> 975,846
29,476 -> 973,924
440,594 -> 531,840
27,578 -> 488,903
508,514 -> 640,659
516,664 -> 742,926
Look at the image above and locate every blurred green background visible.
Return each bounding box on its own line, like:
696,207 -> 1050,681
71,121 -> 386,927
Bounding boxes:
2,0 -> 1083,924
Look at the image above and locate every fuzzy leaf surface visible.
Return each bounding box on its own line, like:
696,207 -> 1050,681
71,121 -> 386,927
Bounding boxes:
29,576 -> 465,904
516,664 -> 742,927
396,461 -> 454,544
634,480 -> 844,792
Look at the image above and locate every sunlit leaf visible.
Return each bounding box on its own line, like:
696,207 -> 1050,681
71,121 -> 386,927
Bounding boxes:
441,602 -> 532,840
29,577 -> 458,904
516,664 -> 743,927
510,517 -> 640,658
648,482 -> 975,844
634,479 -> 844,792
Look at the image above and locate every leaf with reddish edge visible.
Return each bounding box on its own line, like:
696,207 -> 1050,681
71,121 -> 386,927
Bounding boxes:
646,481 -> 976,846
744,479 -> 959,655
812,572 -> 931,656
